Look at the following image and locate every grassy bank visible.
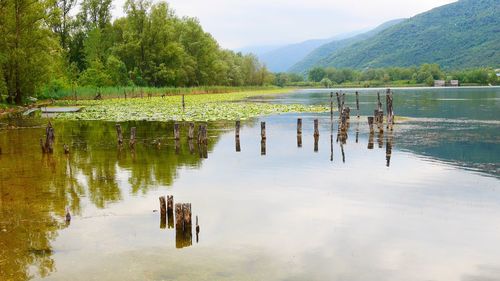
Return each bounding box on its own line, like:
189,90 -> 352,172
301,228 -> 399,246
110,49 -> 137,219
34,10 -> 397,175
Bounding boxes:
40,86 -> 282,100
55,88 -> 330,122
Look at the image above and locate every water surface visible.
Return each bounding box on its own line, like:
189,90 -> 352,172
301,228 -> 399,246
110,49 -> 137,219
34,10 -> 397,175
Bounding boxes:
0,87 -> 499,281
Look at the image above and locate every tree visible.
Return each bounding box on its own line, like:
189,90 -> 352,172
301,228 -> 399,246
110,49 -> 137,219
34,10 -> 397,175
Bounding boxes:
308,67 -> 326,82
0,0 -> 60,104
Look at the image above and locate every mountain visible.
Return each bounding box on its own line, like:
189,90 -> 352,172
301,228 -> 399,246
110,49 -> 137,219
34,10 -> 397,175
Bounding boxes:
307,0 -> 500,70
288,19 -> 405,73
237,30 -> 366,72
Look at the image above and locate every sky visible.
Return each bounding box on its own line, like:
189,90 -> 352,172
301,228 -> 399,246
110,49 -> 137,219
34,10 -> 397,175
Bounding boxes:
111,0 -> 457,50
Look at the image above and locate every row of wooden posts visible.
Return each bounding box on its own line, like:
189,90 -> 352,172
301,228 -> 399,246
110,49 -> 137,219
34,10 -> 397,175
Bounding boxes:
159,195 -> 200,248
39,89 -> 395,157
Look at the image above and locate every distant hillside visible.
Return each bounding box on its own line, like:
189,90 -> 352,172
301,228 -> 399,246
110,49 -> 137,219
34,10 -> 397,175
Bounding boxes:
289,19 -> 404,73
237,30 -> 365,72
258,38 -> 333,72
314,0 -> 500,70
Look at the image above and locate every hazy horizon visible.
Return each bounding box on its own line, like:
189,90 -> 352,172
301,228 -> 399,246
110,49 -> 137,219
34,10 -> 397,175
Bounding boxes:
112,0 -> 457,49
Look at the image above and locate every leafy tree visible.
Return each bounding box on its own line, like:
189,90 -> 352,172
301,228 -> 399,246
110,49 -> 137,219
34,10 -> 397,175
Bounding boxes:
308,67 -> 326,82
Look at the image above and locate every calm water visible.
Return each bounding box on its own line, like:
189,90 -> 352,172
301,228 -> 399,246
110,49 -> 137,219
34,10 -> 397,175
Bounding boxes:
0,87 -> 499,281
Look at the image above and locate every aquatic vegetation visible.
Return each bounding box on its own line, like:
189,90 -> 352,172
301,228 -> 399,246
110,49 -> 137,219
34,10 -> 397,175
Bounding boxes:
55,90 -> 330,122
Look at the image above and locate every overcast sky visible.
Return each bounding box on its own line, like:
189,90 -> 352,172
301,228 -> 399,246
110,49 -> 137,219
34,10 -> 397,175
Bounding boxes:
111,0 -> 456,50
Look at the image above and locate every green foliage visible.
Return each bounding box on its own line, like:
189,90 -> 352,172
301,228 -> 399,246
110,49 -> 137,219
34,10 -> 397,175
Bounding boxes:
303,64 -> 496,86
290,19 -> 405,73
309,0 -> 500,70
0,0 -> 62,104
55,89 -> 329,121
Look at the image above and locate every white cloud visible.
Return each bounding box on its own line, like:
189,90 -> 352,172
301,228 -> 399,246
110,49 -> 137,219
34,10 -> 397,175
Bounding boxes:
111,0 -> 457,49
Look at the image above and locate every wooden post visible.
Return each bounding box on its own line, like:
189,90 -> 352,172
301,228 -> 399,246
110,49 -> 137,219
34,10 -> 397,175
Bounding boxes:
261,139 -> 266,155
368,130 -> 374,150
368,116 -> 374,133
330,92 -> 334,118
188,139 -> 194,154
261,122 -> 266,140
377,92 -> 382,111
297,135 -> 302,148
314,119 -> 319,138
297,118 -> 302,135
386,132 -> 393,167
355,91 -> 360,117
175,140 -> 180,154
377,129 -> 384,148
63,144 -> 70,154
129,127 -> 136,148
196,215 -> 200,243
235,120 -> 240,138
336,92 -> 342,113
188,122 -> 194,139
236,136 -> 241,152
174,123 -> 180,140
167,195 -> 174,228
41,122 -> 55,154
341,92 -> 346,110
182,94 -> 185,111
175,203 -> 183,229
341,143 -> 345,163
345,107 -> 350,119
159,196 -> 166,229
116,124 -> 123,145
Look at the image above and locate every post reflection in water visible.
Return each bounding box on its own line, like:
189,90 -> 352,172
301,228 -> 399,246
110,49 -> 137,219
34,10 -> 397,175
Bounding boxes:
368,131 -> 375,150
261,139 -> 266,155
297,134 -> 302,148
386,131 -> 393,167
235,136 -> 241,152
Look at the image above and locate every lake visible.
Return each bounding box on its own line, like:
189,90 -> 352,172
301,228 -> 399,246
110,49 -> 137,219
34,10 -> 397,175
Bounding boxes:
1,87 -> 499,281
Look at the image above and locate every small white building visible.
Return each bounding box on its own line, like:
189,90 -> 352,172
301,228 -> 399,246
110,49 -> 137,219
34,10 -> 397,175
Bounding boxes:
434,80 -> 445,87
450,80 -> 459,87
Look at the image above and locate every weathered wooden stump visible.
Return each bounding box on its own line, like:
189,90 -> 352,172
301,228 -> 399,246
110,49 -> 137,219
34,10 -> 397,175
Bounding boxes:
159,196 -> 166,229
129,127 -> 136,148
345,107 -> 350,119
377,129 -> 384,148
188,139 -> 194,154
174,123 -> 180,140
196,215 -> 200,243
297,118 -> 302,135
377,92 -> 382,111
175,139 -> 180,154
41,122 -> 55,154
355,91 -> 360,117
116,124 -> 123,145
336,92 -> 342,114
235,120 -> 240,138
236,137 -> 241,152
368,131 -> 374,150
261,122 -> 266,140
313,119 -> 319,138
386,133 -> 393,167
330,92 -> 334,118
368,116 -> 374,133
167,195 -> 174,229
197,124 -> 207,145
188,122 -> 195,140
175,203 -> 193,248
